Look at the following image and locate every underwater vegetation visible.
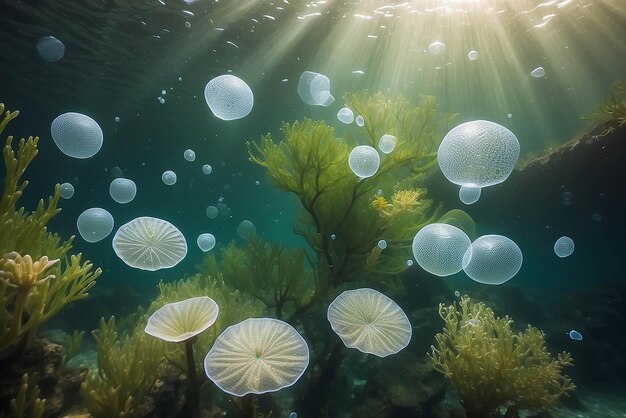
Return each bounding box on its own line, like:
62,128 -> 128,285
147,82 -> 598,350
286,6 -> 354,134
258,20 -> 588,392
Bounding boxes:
0,103 -> 101,360
430,296 -> 575,418
586,80 -> 626,127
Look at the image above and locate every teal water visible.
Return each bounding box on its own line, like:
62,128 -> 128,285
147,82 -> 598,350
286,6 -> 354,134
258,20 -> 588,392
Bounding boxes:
1,0 -> 626,417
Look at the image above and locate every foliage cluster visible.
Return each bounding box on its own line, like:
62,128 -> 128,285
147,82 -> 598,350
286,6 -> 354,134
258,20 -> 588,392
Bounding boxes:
429,296 -> 575,418
81,273 -> 264,418
247,92 -> 456,321
586,80 -> 626,127
0,103 -> 101,359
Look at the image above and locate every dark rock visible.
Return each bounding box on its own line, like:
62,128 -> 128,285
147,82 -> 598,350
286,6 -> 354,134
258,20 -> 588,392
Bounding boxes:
0,337 -> 87,418
352,351 -> 446,417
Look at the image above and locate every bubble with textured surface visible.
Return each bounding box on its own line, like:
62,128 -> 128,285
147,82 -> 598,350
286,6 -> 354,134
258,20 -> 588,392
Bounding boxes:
349,145 -> 380,178
462,235 -> 522,285
328,288 -> 411,357
77,208 -> 114,243
204,318 -> 309,396
184,149 -> 196,162
355,115 -> 365,127
412,223 -> 471,277
554,236 -> 574,258
37,36 -> 65,62
459,185 -> 481,205
51,113 -> 103,159
378,134 -> 397,154
437,120 -> 519,188
112,216 -> 187,271
197,233 -> 216,252
162,170 -> 177,185
297,71 -> 334,106
204,75 -> 254,120
60,182 -> 75,199
202,164 -> 212,174
109,178 -> 137,204
337,107 -> 354,124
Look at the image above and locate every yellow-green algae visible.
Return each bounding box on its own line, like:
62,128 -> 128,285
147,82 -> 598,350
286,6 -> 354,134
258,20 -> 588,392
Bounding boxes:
429,296 -> 575,418
0,103 -> 101,359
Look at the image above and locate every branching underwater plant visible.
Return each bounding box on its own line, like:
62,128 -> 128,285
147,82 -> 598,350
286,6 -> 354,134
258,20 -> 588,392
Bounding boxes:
429,296 -> 575,418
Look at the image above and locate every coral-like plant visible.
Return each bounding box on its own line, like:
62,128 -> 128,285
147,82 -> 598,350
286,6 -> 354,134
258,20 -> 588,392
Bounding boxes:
0,103 -> 101,359
429,296 -> 575,418
81,316 -> 166,418
0,373 -> 45,418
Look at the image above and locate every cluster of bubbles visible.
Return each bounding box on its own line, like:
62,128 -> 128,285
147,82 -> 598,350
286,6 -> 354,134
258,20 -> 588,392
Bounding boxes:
412,224 -> 523,285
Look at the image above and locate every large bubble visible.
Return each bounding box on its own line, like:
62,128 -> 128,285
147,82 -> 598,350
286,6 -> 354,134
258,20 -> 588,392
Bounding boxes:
348,145 -> 380,178
184,149 -> 196,162
459,185 -> 481,205
412,223 -> 471,277
109,178 -> 137,204
50,113 -> 103,159
297,71 -> 334,106
462,235 -> 523,285
204,75 -> 254,121
36,36 -> 65,62
554,236 -> 574,258
437,120 -> 520,188
77,208 -> 114,243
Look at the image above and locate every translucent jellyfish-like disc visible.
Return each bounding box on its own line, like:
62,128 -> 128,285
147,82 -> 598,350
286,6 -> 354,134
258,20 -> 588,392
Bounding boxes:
50,112 -> 103,159
204,318 -> 309,396
205,206 -> 219,219
237,220 -> 256,239
437,120 -> 520,188
554,236 -> 574,258
297,71 -> 334,106
204,74 -> 254,121
145,296 -> 219,342
327,288 -> 412,357
459,184 -> 481,205
112,216 -> 187,271
197,233 -> 216,252
36,36 -> 65,62
77,208 -> 114,243
378,134 -> 397,154
348,145 -> 380,178
337,107 -> 354,124
428,41 -> 446,55
109,178 -> 137,204
412,223 -> 471,277
462,234 -> 523,285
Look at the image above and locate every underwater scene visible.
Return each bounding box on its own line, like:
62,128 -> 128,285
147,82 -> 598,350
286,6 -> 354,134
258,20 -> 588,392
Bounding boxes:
1,0 -> 625,417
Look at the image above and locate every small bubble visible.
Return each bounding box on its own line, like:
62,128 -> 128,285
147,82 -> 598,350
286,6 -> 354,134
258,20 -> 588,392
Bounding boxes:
178,76 -> 183,81
161,89 -> 167,95
568,330 -> 583,341
185,21 -> 191,28
255,180 -> 260,185
406,259 -> 413,266
114,116 -> 120,123
454,290 -> 461,297
330,234 -> 336,240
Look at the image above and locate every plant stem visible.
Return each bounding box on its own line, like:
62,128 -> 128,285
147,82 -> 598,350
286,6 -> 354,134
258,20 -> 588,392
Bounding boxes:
180,338 -> 199,418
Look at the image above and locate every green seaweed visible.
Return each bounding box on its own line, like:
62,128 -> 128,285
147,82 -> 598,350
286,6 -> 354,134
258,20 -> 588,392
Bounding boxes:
0,103 -> 101,359
430,296 -> 575,418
